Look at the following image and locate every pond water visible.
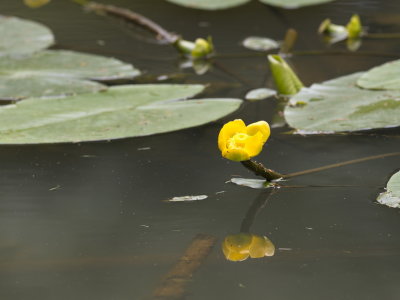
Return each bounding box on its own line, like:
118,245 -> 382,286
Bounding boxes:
1,0 -> 400,299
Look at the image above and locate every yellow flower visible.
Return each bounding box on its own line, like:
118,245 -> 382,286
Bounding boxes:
218,119 -> 270,162
222,233 -> 275,262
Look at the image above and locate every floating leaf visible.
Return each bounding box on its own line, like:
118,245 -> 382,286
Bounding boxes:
165,0 -> 251,10
0,16 -> 54,57
377,171 -> 400,208
242,37 -> 280,52
0,75 -> 106,101
284,72 -> 400,133
245,88 -> 276,101
259,0 -> 334,8
0,50 -> 140,81
0,84 -> 242,144
230,178 -> 273,189
357,59 -> 400,90
165,195 -> 208,202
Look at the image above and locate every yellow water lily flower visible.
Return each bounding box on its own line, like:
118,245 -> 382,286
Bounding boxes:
218,119 -> 270,162
222,233 -> 275,262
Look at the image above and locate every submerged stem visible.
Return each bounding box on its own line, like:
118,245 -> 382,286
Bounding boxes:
241,160 -> 283,182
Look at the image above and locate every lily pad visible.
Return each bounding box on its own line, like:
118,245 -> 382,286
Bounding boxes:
242,37 -> 280,52
357,59 -> 400,90
284,72 -> 400,133
259,0 -> 334,8
0,16 -> 54,57
0,84 -> 242,144
377,171 -> 400,208
165,0 -> 250,10
0,50 -> 140,81
0,75 -> 106,101
245,88 -> 276,101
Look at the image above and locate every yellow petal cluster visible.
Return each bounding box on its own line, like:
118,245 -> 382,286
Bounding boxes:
222,233 -> 275,262
218,119 -> 270,161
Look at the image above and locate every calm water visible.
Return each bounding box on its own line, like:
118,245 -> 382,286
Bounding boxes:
1,0 -> 400,299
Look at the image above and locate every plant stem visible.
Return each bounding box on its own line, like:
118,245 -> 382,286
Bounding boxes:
85,1 -> 179,43
241,160 -> 283,182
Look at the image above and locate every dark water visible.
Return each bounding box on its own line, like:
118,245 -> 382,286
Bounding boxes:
1,0 -> 400,299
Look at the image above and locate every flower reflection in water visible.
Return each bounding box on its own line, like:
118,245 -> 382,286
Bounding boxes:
222,233 -> 275,262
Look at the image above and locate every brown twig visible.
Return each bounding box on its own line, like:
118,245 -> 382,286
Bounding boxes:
85,1 -> 179,43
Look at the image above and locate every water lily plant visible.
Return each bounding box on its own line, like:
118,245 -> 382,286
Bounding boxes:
218,119 -> 283,181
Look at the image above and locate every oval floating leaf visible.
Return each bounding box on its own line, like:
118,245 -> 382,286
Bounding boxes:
165,0 -> 250,10
284,72 -> 400,133
0,84 -> 242,144
242,37 -> 279,52
259,0 -> 334,8
0,16 -> 54,57
357,59 -> 400,90
245,88 -> 276,101
377,171 -> 400,208
0,75 -> 106,101
0,50 -> 140,81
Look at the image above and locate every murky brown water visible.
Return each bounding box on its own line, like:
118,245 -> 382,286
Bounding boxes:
1,0 -> 400,299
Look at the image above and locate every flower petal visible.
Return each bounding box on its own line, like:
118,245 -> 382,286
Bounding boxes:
218,119 -> 246,152
223,148 -> 250,161
243,133 -> 264,158
246,121 -> 270,143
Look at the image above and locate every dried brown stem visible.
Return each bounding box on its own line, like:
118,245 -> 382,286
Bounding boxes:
241,160 -> 283,182
86,1 -> 179,43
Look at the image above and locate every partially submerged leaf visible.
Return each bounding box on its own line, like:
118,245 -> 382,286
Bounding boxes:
357,59 -> 400,90
377,171 -> 400,208
245,88 -> 276,101
242,37 -> 280,52
0,84 -> 243,144
0,50 -> 140,81
0,75 -> 106,101
0,16 -> 54,57
259,0 -> 334,8
165,0 -> 251,10
165,195 -> 208,202
284,72 -> 400,133
268,55 -> 304,96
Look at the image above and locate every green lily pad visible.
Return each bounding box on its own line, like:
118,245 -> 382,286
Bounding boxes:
0,75 -> 106,101
284,72 -> 400,133
245,88 -> 276,101
357,59 -> 400,90
0,50 -> 140,81
377,171 -> 400,208
0,84 -> 242,144
165,0 -> 250,9
259,0 -> 334,8
242,37 -> 280,52
0,16 -> 54,57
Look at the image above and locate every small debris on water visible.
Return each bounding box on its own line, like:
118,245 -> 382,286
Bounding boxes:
140,224 -> 150,228
49,185 -> 61,191
278,248 -> 292,251
164,195 -> 208,202
137,147 -> 151,151
215,191 -> 225,195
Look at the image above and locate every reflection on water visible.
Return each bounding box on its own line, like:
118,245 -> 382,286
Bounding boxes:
222,233 -> 275,261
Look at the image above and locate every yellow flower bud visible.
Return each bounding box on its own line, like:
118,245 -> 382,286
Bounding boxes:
23,0 -> 51,8
218,119 -> 270,162
346,14 -> 362,39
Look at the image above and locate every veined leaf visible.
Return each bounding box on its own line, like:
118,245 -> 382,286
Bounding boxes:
284,72 -> 400,133
0,84 -> 242,144
357,59 -> 400,90
0,50 -> 140,81
0,16 -> 54,57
